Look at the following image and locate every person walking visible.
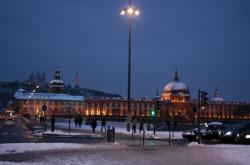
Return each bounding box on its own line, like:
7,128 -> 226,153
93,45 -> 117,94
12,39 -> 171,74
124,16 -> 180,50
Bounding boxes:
101,118 -> 106,132
74,117 -> 78,128
91,118 -> 97,133
139,122 -> 144,133
51,114 -> 55,132
78,116 -> 83,128
132,118 -> 137,134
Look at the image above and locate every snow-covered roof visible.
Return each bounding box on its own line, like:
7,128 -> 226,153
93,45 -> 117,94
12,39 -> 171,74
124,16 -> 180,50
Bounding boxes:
164,81 -> 188,92
16,88 -> 25,93
50,79 -> 64,84
210,96 -> 224,102
208,122 -> 223,126
14,91 -> 84,101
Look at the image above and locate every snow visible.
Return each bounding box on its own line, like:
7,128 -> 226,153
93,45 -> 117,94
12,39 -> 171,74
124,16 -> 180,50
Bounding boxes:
34,130 -> 102,138
55,119 -> 183,140
0,143 -> 121,155
0,143 -> 250,165
187,143 -> 250,165
164,81 -> 188,91
0,143 -> 87,155
14,90 -> 84,101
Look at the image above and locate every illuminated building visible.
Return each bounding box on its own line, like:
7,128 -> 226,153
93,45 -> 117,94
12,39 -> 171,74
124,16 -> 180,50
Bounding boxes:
14,70 -> 250,122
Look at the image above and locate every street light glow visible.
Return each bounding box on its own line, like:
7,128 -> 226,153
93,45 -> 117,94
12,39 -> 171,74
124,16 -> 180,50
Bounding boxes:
135,10 -> 140,15
120,7 -> 140,16
120,10 -> 125,15
127,8 -> 134,15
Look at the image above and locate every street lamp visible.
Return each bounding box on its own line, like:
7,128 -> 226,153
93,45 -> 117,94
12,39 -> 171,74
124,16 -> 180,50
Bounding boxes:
120,0 -> 140,132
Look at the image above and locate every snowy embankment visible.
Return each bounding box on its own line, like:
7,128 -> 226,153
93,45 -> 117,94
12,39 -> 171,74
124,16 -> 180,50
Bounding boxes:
34,130 -> 102,138
0,142 -> 120,155
188,142 -> 250,165
54,119 -> 183,140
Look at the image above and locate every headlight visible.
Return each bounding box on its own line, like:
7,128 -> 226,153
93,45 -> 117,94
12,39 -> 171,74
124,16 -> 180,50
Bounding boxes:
246,135 -> 250,139
225,131 -> 232,136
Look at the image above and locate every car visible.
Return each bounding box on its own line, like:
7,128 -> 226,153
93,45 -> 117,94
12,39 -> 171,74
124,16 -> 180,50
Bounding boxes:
205,122 -> 232,140
219,121 -> 250,143
182,122 -> 230,141
182,123 -> 208,141
236,130 -> 250,144
5,116 -> 15,121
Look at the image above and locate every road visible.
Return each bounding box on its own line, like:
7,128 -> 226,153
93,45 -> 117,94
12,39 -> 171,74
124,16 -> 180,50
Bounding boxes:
0,117 -> 106,144
0,117 -> 35,143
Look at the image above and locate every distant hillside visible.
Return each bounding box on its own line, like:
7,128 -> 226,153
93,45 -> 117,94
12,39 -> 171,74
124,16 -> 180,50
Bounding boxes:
0,80 -> 121,106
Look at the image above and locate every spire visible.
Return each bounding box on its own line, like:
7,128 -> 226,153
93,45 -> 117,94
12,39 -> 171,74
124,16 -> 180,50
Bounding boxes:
75,71 -> 80,88
155,90 -> 160,100
214,86 -> 219,97
173,68 -> 180,81
54,66 -> 61,80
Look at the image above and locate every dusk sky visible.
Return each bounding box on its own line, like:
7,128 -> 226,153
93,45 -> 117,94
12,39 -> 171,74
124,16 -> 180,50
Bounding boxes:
0,0 -> 250,101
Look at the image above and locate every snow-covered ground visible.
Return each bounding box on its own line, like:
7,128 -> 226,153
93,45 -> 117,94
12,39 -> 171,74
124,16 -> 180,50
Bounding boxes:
0,143 -> 249,165
0,143 -> 121,155
54,119 -> 183,140
33,129 -> 102,138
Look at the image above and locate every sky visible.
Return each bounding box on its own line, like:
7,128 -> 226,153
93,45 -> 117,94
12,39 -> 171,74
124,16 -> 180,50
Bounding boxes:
0,0 -> 250,101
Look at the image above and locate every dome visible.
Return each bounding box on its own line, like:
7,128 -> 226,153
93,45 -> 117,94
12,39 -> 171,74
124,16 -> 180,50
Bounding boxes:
50,79 -> 64,86
210,97 -> 224,102
210,87 -> 224,102
161,70 -> 190,102
50,67 -> 64,93
164,81 -> 188,92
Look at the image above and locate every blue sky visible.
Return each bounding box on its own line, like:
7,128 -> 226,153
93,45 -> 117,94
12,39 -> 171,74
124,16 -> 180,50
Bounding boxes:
0,0 -> 250,101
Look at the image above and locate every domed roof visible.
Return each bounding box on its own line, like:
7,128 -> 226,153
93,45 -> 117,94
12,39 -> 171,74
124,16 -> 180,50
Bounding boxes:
163,70 -> 189,92
164,81 -> 188,92
161,70 -> 190,101
210,87 -> 224,102
50,79 -> 64,85
210,97 -> 224,102
50,67 -> 64,93
16,88 -> 26,93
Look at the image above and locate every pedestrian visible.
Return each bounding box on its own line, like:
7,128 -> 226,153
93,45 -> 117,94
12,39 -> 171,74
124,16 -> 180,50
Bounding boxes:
51,114 -> 55,132
101,118 -> 106,132
132,118 -> 137,133
78,116 -> 83,128
39,116 -> 42,123
74,117 -> 78,128
139,122 -> 144,133
91,118 -> 97,133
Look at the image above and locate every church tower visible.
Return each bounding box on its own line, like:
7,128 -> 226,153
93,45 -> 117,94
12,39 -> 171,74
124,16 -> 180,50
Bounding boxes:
74,71 -> 80,89
50,67 -> 64,93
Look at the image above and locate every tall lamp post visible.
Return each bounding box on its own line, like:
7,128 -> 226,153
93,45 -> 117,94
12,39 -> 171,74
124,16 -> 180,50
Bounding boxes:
120,0 -> 140,132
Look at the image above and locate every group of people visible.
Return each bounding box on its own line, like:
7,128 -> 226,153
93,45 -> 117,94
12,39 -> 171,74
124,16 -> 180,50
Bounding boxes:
132,119 -> 144,133
90,118 -> 107,133
74,116 -> 83,128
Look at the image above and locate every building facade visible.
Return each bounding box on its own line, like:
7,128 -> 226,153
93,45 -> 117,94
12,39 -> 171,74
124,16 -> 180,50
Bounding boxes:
13,70 -> 250,122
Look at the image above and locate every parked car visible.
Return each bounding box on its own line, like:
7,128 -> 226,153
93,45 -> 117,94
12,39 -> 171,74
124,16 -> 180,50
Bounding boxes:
205,122 -> 232,140
219,121 -> 250,143
182,123 -> 208,141
182,122 -> 230,141
5,116 -> 15,121
236,130 -> 250,144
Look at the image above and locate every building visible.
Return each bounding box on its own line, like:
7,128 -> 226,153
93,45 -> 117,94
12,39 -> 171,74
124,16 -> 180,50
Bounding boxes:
13,69 -> 250,122
14,88 -> 84,117
50,67 -> 64,94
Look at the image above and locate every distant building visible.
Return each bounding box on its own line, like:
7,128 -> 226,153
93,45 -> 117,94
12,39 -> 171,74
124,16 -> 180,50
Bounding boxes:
161,70 -> 190,102
14,88 -> 84,117
13,69 -> 250,122
50,67 -> 64,94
